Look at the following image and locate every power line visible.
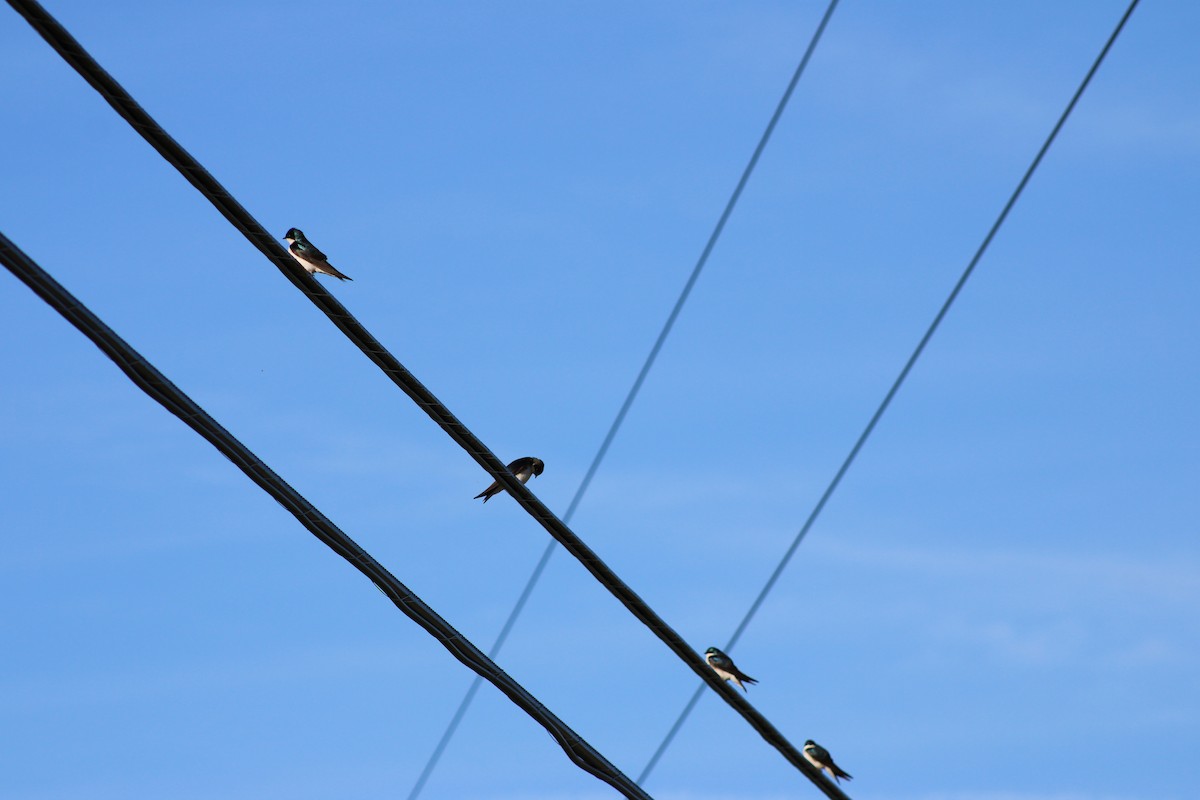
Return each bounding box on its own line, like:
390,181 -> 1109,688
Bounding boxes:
637,0 -> 1143,782
8,2 -> 849,796
407,2 -> 842,796
0,230 -> 651,800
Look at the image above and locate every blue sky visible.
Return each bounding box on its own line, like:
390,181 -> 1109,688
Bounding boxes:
2,1 -> 1198,798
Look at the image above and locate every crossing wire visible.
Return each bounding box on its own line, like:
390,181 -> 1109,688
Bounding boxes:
408,2 -> 842,796
8,2 -> 849,796
0,230 -> 651,800
637,0 -> 1143,782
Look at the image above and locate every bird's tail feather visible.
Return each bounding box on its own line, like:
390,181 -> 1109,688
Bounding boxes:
319,264 -> 353,281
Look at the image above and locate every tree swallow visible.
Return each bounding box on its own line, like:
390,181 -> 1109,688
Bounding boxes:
803,739 -> 853,783
474,457 -> 545,503
283,228 -> 353,281
704,647 -> 758,691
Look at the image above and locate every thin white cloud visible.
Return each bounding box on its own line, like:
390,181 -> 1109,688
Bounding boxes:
896,792 -> 1140,800
0,642 -> 419,713
1057,100 -> 1200,157
811,539 -> 1200,606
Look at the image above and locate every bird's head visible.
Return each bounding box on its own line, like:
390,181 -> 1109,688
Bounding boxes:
283,227 -> 303,242
704,647 -> 719,657
530,458 -> 545,478
804,740 -> 816,747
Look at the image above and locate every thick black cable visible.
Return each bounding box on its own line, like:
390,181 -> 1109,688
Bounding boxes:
408,2 -> 842,796
638,0 -> 1142,781
7,3 -> 849,796
0,230 -> 651,799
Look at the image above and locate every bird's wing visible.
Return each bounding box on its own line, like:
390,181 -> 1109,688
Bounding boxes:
314,261 -> 352,281
734,667 -> 758,684
507,457 -> 535,473
805,743 -> 831,763
295,240 -> 329,262
707,652 -> 732,669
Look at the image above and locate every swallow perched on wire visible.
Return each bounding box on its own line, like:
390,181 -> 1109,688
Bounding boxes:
803,739 -> 853,783
704,647 -> 758,691
474,457 -> 544,503
283,228 -> 353,281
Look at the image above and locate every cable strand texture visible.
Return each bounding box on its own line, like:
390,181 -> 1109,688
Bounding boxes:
0,230 -> 650,799
637,0 -> 1143,781
409,0 -> 843,796
7,1 -> 847,796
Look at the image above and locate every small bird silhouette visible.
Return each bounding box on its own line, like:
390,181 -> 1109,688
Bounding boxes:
803,739 -> 853,783
283,228 -> 352,281
704,647 -> 758,691
474,457 -> 544,503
